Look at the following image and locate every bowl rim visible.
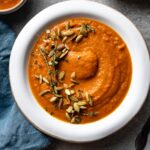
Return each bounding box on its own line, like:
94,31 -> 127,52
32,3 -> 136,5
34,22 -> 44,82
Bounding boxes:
9,0 -> 150,142
0,0 -> 27,14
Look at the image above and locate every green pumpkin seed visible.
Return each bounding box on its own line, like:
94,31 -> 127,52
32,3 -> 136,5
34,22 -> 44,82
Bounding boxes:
66,106 -> 73,113
66,112 -> 71,120
65,21 -> 70,30
40,89 -> 51,96
78,101 -> 87,106
65,44 -> 69,50
54,93 -> 63,98
80,24 -> 88,36
42,77 -> 49,84
59,50 -> 69,59
50,97 -> 58,102
75,34 -> 83,43
70,90 -> 75,95
62,36 -> 68,43
70,96 -> 79,102
58,71 -> 65,81
55,87 -> 64,91
70,34 -> 77,41
46,29 -> 50,34
85,92 -> 93,106
65,89 -> 71,95
80,106 -> 87,109
39,75 -> 42,84
48,50 -> 55,58
71,116 -> 81,124
58,98 -> 63,109
57,43 -> 65,51
70,79 -> 79,84
71,72 -> 76,79
62,30 -> 74,36
34,74 -> 39,79
56,28 -> 61,37
73,103 -> 80,113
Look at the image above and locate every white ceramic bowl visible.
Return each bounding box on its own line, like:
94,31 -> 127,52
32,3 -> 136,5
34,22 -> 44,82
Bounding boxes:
0,0 -> 27,14
9,0 -> 150,142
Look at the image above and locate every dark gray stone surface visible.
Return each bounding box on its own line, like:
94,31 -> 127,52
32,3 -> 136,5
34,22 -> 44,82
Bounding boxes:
1,0 -> 150,150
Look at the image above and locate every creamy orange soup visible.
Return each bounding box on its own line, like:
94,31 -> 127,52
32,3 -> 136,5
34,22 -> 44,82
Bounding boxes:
0,0 -> 21,10
28,18 -> 132,124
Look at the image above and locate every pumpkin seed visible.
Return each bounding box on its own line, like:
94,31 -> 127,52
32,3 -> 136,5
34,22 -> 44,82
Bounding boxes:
43,39 -> 50,43
89,97 -> 93,106
56,28 -> 61,37
57,43 -> 65,51
48,61 -> 53,66
71,116 -> 81,124
58,98 -> 63,109
71,72 -> 76,79
70,96 -> 79,102
70,90 -> 75,95
80,24 -> 88,36
42,77 -> 49,84
73,103 -> 80,113
50,97 -> 58,102
55,87 -> 64,91
50,31 -> 56,40
62,36 -> 68,43
62,48 -> 68,53
66,106 -> 73,113
86,24 -> 95,32
78,101 -> 87,106
54,93 -> 63,98
40,89 -> 51,96
65,21 -> 70,30
48,50 -> 55,58
34,74 -> 39,79
70,34 -> 77,41
75,34 -> 83,43
46,29 -> 50,34
65,44 -> 69,50
71,117 -> 75,123
62,30 -> 74,36
66,95 -> 71,102
85,92 -> 94,106
54,86 -> 58,94
66,112 -> 71,120
65,89 -> 71,95
85,92 -> 89,101
80,106 -> 87,109
70,79 -> 79,84
59,50 -> 69,59
58,71 -> 65,81
39,75 -> 42,84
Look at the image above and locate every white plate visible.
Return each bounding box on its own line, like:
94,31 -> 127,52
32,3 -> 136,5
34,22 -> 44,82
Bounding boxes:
9,0 -> 150,142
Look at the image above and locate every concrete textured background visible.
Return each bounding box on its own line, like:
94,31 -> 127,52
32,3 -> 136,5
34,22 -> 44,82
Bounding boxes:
1,0 -> 150,150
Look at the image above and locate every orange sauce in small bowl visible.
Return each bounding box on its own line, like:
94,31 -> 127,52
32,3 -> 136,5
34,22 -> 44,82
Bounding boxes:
0,0 -> 22,10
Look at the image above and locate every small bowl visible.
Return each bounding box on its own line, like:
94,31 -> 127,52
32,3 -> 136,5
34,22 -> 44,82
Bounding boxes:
0,0 -> 27,14
9,0 -> 150,142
